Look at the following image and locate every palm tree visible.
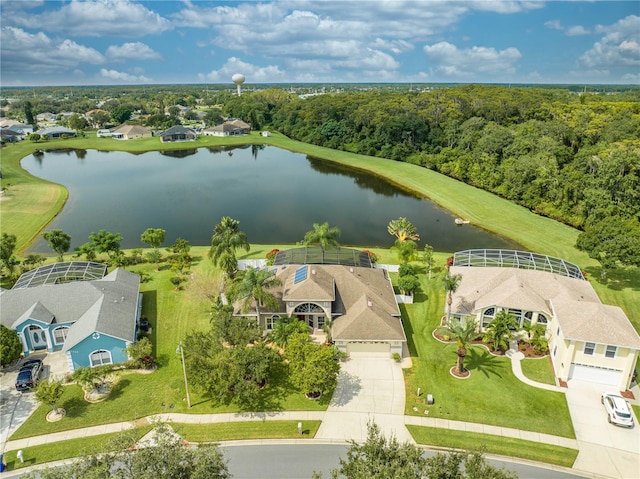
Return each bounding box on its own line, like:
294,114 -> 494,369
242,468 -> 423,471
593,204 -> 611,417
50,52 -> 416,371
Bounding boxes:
229,267 -> 282,321
209,216 -> 250,279
387,217 -> 420,242
268,316 -> 309,349
302,222 -> 341,250
440,318 -> 478,374
482,310 -> 517,352
442,272 -> 463,321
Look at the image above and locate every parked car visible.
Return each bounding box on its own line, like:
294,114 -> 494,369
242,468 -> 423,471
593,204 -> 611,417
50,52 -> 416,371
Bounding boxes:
15,359 -> 43,391
601,392 -> 634,428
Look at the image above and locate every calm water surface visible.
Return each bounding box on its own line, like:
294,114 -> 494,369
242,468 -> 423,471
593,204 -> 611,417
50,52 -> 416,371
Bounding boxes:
23,146 -> 520,252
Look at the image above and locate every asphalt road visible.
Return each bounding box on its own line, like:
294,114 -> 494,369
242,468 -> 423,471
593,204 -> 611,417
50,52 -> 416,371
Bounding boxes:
219,444 -> 587,479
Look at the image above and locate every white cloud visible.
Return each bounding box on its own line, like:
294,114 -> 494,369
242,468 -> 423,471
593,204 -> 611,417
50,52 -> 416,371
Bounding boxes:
106,42 -> 162,61
0,27 -> 104,75
579,15 -> 640,68
11,0 -> 172,37
99,68 -> 152,83
423,41 -> 521,78
544,20 -> 563,31
566,25 -> 590,36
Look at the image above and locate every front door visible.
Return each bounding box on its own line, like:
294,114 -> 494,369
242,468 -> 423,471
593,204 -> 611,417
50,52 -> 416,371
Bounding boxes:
28,325 -> 48,350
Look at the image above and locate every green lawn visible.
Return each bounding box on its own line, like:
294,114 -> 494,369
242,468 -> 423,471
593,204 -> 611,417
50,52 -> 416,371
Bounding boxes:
174,420 -> 322,442
520,357 -> 558,386
402,260 -> 575,439
2,425 -> 153,471
406,425 -> 578,468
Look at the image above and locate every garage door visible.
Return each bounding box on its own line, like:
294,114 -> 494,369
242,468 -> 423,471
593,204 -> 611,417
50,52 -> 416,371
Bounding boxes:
347,341 -> 390,355
569,363 -> 622,387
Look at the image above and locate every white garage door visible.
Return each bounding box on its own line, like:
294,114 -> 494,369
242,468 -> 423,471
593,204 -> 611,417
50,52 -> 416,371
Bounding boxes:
347,341 -> 390,355
569,363 -> 622,387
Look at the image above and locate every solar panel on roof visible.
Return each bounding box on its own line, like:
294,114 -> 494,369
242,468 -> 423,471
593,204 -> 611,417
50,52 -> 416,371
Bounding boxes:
293,265 -> 308,284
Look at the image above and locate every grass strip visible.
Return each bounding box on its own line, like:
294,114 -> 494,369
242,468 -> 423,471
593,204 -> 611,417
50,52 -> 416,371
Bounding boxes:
406,425 -> 578,468
2,425 -> 153,471
520,357 -> 557,386
174,420 -> 322,442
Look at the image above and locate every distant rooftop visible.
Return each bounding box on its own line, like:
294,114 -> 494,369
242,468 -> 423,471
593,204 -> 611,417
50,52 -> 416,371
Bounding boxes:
273,246 -> 372,268
453,249 -> 585,280
13,261 -> 108,289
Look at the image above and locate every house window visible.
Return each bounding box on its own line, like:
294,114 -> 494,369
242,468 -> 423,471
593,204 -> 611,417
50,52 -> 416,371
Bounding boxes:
605,346 -> 617,359
538,314 -> 548,324
266,315 -> 280,330
53,327 -> 69,345
583,342 -> 595,355
553,345 -> 557,356
482,307 -> 496,328
90,350 -> 112,367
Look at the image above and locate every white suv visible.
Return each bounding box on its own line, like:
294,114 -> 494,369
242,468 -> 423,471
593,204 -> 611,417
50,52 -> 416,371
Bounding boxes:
601,392 -> 634,428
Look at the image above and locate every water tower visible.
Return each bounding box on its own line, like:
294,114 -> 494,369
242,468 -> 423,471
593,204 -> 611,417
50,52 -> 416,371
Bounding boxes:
232,73 -> 245,96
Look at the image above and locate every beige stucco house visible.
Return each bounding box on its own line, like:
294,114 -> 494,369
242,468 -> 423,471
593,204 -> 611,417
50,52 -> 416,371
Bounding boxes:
448,250 -> 640,391
232,247 -> 406,357
110,124 -> 152,140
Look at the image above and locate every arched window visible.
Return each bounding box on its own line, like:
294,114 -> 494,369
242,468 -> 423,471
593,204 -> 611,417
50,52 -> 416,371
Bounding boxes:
294,303 -> 324,313
537,314 -> 548,324
90,350 -> 112,367
53,326 -> 70,345
482,307 -> 495,328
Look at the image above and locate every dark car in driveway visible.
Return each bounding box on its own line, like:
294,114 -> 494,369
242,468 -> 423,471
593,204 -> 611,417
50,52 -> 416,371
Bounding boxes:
15,359 -> 43,391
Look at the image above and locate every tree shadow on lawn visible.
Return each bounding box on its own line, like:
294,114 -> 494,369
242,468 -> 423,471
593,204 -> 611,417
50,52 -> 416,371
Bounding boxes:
63,396 -> 88,419
463,347 -> 506,379
583,265 -> 640,291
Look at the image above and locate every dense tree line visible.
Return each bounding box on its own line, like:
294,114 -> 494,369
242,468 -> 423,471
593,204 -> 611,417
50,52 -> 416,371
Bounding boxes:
222,86 -> 640,271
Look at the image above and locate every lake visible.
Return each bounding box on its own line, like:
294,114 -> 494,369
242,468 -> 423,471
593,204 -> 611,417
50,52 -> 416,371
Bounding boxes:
23,145 -> 520,253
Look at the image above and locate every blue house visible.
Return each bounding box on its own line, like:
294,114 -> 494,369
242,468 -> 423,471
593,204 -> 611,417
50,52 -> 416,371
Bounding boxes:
1,262 -> 142,371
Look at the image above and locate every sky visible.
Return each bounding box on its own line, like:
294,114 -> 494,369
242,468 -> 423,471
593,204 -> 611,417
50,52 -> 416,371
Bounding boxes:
0,0 -> 638,87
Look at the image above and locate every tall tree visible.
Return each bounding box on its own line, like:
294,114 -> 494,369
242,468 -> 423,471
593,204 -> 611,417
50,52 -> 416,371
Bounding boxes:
267,316 -> 309,349
229,267 -> 282,320
89,229 -> 123,261
0,324 -> 22,366
442,272 -> 462,321
393,239 -> 418,263
43,229 -> 71,262
387,217 -> 420,242
209,216 -> 250,279
0,232 -> 18,276
140,228 -> 166,249
440,318 -> 478,375
23,100 -> 35,126
35,379 -> 65,416
287,333 -> 340,398
576,215 -> 640,277
423,244 -> 434,279
302,222 -> 341,249
21,423 -> 231,479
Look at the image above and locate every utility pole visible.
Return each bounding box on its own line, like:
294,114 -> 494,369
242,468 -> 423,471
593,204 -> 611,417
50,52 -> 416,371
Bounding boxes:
177,341 -> 191,408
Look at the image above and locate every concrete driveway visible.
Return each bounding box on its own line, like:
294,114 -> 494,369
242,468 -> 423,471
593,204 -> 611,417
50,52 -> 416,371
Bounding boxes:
566,380 -> 640,479
315,353 -> 412,443
0,352 -> 69,453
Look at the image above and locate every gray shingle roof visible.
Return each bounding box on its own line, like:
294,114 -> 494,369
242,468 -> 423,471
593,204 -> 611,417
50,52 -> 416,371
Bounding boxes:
1,268 -> 140,350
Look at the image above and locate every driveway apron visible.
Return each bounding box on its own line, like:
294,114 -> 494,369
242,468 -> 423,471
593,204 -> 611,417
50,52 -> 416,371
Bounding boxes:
315,353 -> 412,443
565,380 -> 640,479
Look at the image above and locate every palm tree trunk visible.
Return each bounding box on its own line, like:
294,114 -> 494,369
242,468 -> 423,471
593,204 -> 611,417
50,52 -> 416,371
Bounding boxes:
457,347 -> 466,374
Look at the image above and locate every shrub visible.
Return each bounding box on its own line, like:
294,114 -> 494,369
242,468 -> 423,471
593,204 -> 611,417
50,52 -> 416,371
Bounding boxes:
398,274 -> 420,295
398,263 -> 414,277
392,352 -> 402,362
265,248 -> 280,265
